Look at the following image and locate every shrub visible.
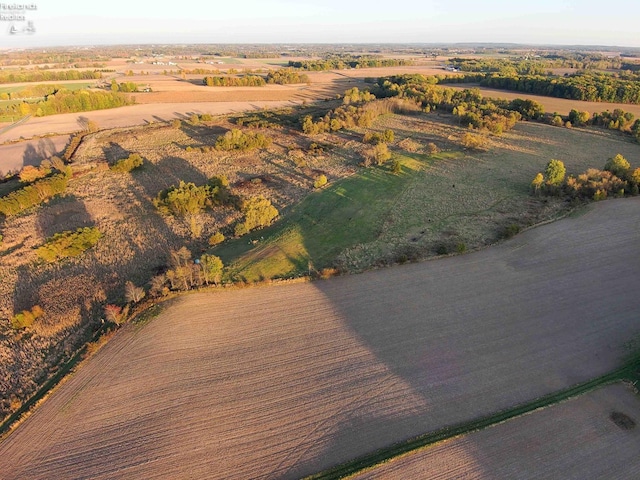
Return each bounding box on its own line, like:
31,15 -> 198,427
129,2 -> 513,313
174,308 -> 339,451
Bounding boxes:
426,142 -> 440,155
110,153 -> 143,173
36,227 -> 102,262
460,132 -> 489,151
503,224 -> 520,239
215,129 -> 272,151
593,189 -> 607,201
19,165 -> 50,183
603,154 -> 630,178
171,119 -> 181,129
11,305 -> 44,330
208,231 -> 225,246
313,174 -> 328,189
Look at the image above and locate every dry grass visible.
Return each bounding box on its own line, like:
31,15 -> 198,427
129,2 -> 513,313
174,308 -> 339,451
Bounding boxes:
1,198 -> 640,478
353,384 -> 640,479
0,112 -> 362,422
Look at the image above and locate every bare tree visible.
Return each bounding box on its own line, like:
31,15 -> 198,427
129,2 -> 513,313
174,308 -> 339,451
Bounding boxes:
125,281 -> 146,304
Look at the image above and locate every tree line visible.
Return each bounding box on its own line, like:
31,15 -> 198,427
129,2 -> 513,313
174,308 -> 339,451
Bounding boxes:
203,75 -> 266,87
479,71 -> 640,104
0,69 -> 102,84
0,89 -> 132,118
0,172 -> 69,217
532,155 -> 640,200
266,68 -> 310,85
288,55 -> 413,71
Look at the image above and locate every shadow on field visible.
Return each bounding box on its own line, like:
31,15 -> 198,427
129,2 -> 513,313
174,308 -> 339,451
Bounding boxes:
35,194 -> 94,239
290,197 -> 640,477
21,138 -> 59,167
179,122 -> 225,146
134,155 -> 208,199
102,142 -> 131,164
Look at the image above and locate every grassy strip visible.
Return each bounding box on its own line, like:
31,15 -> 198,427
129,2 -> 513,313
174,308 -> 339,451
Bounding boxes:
304,359 -> 640,479
214,154 -> 426,281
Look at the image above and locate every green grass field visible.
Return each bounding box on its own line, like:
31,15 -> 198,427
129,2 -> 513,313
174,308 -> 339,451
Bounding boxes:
0,82 -> 94,96
212,114 -> 640,282
214,154 -> 425,281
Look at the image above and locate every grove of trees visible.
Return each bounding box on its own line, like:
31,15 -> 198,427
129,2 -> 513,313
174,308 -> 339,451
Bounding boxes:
0,89 -> 132,118
203,75 -> 266,87
532,155 -> 640,200
266,68 -> 310,85
36,227 -> 102,263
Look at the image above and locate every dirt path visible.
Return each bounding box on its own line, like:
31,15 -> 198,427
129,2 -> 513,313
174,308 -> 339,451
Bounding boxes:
1,198 -> 639,479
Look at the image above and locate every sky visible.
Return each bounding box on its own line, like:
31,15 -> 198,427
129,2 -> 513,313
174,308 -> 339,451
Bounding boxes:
2,0 -> 640,49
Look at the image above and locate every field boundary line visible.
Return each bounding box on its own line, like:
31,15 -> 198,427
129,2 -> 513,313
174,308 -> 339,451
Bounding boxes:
304,360 -> 640,479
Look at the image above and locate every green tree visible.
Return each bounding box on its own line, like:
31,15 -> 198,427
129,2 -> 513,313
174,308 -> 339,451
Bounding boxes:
603,154 -> 630,178
236,196 -> 279,235
531,172 -> 544,194
544,159 -> 566,186
154,181 -> 212,237
200,254 -> 224,285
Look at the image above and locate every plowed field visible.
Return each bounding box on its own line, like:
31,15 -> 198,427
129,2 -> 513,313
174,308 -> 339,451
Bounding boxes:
354,384 -> 640,479
1,198 -> 640,479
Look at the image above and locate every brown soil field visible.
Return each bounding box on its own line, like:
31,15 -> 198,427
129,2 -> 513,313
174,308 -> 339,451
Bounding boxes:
0,100 -> 300,143
0,134 -> 70,173
448,84 -> 640,117
1,197 -> 639,479
354,384 -> 640,479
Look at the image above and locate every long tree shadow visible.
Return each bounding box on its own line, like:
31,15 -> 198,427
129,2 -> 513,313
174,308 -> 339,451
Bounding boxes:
102,142 -> 131,164
179,122 -> 225,147
35,194 -> 94,239
295,197 -> 640,476
135,155 -> 209,199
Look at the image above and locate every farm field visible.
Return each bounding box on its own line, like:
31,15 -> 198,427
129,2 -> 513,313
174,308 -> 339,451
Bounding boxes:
352,384 -> 640,479
1,197 -> 640,479
1,109 -> 639,426
0,134 -> 70,173
448,84 -> 640,117
0,99 -> 299,144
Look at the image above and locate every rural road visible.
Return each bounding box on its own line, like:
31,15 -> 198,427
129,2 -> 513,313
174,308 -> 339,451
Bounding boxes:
1,198 -> 640,479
